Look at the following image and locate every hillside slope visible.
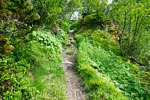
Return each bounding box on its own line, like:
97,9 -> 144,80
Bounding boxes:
74,27 -> 150,100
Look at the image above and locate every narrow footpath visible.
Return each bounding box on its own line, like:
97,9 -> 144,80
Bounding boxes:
61,33 -> 86,100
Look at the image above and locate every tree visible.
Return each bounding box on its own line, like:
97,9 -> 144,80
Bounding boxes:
32,0 -> 82,25
110,0 -> 150,68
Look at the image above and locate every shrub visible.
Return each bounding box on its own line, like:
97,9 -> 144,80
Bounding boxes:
61,21 -> 70,32
14,30 -> 67,100
0,55 -> 36,100
82,13 -> 102,26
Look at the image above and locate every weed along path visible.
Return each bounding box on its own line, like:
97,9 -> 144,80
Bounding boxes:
61,33 -> 86,100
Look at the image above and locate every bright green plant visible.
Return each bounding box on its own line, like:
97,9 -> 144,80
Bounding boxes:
76,36 -> 127,100
67,48 -> 76,55
0,55 -> 36,100
61,21 -> 70,32
14,29 -> 68,100
75,35 -> 150,100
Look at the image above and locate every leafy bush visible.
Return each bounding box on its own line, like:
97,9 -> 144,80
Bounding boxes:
56,32 -> 69,46
76,29 -> 120,55
90,30 -> 121,55
0,55 -> 36,100
82,13 -> 102,26
0,28 -> 68,100
0,19 -> 33,55
61,21 -> 70,32
14,30 -> 68,100
0,0 -> 40,55
32,30 -> 63,52
70,21 -> 80,31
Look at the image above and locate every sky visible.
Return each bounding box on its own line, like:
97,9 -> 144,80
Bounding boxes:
70,11 -> 79,20
108,0 -> 113,4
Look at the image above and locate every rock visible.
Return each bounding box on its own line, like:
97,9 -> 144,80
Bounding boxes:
69,30 -> 74,33
69,38 -> 73,40
70,40 -> 75,44
63,60 -> 74,65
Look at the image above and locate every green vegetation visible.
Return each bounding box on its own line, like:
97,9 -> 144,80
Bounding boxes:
61,21 -> 70,32
1,28 -> 68,99
32,0 -> 81,25
110,0 -> 150,67
1,0 -> 150,100
76,34 -> 150,99
0,0 -> 71,99
16,30 -> 68,100
0,55 -> 36,100
76,38 -> 127,100
67,48 -> 76,55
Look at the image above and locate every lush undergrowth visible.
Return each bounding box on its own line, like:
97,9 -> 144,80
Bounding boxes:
1,28 -> 68,100
76,41 -> 127,100
19,29 -> 68,100
0,55 -> 36,100
75,28 -> 150,100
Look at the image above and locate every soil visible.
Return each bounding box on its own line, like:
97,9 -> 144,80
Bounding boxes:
61,34 -> 86,100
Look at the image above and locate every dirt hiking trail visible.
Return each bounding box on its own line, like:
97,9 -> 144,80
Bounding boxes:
61,33 -> 86,100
